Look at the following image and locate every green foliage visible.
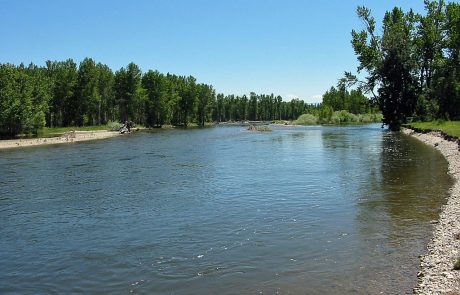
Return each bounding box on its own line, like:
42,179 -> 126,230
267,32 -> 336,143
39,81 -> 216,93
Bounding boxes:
46,59 -> 78,127
295,111 -> 382,125
358,113 -> 383,123
352,6 -> 419,131
322,86 -> 372,114
211,93 -> 316,123
414,94 -> 439,121
0,56 -> 380,136
295,114 -> 319,125
0,63 -> 51,135
330,111 -> 358,124
408,120 -> 460,138
75,58 -> 99,126
349,1 -> 460,128
317,105 -> 333,123
107,121 -> 123,131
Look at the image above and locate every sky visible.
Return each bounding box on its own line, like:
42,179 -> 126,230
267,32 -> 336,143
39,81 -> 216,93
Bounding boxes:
1,0 -> 427,103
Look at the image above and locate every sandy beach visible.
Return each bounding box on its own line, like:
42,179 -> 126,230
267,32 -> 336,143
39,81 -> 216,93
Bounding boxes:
0,130 -> 120,150
403,128 -> 460,294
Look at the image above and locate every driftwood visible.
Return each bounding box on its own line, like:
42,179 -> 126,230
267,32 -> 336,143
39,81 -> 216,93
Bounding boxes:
62,130 -> 76,141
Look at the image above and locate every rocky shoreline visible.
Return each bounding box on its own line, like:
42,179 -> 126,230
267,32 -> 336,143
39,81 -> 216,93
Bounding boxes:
402,128 -> 460,294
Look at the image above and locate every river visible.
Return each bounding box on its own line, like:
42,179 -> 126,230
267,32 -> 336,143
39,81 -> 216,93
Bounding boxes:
0,124 -> 452,294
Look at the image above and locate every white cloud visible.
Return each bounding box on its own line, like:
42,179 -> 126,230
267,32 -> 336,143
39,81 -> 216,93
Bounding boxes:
305,95 -> 322,104
285,94 -> 300,101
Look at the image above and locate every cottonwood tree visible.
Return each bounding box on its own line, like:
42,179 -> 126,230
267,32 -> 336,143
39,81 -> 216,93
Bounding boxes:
351,6 -> 419,130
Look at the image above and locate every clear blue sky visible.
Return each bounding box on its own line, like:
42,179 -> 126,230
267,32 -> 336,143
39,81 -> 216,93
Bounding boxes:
1,0 -> 426,103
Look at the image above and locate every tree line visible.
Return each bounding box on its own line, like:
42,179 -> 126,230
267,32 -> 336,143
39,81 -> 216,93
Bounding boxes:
344,0 -> 460,130
0,59 -> 320,136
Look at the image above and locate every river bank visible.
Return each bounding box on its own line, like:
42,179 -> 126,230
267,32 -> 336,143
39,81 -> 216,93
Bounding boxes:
0,130 -> 120,150
403,128 -> 460,294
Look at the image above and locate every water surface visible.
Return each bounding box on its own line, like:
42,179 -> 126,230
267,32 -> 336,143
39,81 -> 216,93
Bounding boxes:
0,125 -> 452,294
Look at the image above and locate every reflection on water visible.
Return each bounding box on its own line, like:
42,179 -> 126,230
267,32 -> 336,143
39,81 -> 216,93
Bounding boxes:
0,125 -> 452,294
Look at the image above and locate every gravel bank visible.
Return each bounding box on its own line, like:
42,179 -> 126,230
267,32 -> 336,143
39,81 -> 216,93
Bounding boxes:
402,128 -> 460,294
0,130 -> 120,150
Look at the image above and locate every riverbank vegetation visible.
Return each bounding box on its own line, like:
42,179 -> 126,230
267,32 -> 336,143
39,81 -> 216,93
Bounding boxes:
0,60 -> 318,136
293,84 -> 382,125
407,121 -> 460,138
338,0 -> 460,131
294,111 -> 383,125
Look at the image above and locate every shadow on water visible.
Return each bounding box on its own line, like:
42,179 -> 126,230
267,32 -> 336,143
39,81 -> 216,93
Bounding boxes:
352,131 -> 452,294
0,125 -> 453,295
316,127 -> 452,294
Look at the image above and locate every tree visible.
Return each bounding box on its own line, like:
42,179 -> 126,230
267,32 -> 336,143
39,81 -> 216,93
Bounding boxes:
46,59 -> 78,127
96,63 -> 115,124
248,92 -> 258,121
433,2 -> 460,119
351,6 -> 419,130
0,63 -> 51,135
142,70 -> 168,127
115,63 -> 144,123
25,64 -> 52,131
75,58 -> 99,126
179,76 -> 197,126
196,84 -> 214,126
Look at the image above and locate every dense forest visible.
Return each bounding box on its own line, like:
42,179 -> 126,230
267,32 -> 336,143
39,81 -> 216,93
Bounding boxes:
0,59 -> 326,136
345,0 -> 460,130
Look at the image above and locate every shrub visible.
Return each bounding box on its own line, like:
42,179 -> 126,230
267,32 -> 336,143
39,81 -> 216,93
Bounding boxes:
330,110 -> 359,124
107,121 -> 123,131
295,114 -> 319,125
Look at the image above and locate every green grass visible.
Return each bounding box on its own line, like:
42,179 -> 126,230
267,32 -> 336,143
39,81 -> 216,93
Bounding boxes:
407,121 -> 460,138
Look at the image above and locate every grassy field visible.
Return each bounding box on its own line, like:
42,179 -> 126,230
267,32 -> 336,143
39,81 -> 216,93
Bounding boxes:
407,121 -> 460,138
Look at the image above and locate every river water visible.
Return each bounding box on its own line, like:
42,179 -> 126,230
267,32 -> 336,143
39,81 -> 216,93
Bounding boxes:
0,124 -> 452,294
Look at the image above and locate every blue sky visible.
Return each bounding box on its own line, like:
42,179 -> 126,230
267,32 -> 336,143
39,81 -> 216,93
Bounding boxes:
1,0 -> 426,103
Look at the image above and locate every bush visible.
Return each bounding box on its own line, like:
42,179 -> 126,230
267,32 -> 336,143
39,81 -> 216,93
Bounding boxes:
295,111 -> 382,125
107,121 -> 123,131
294,114 -> 319,125
358,113 -> 383,123
330,110 -> 358,124
414,94 -> 439,122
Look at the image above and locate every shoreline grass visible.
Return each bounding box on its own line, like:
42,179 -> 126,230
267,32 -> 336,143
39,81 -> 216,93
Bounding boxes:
406,121 -> 460,139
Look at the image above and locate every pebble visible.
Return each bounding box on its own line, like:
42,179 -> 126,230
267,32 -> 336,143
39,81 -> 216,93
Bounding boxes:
403,128 -> 460,294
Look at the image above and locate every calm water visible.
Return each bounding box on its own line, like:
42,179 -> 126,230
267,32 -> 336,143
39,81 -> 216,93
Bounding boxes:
0,125 -> 452,294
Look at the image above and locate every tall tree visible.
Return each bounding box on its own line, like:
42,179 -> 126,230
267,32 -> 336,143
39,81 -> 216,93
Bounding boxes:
46,59 -> 78,127
352,6 -> 419,130
248,92 -> 258,121
96,63 -> 115,124
75,58 -> 99,126
434,2 -> 460,119
142,70 -> 168,127
115,63 -> 144,123
0,63 -> 51,135
196,83 -> 214,127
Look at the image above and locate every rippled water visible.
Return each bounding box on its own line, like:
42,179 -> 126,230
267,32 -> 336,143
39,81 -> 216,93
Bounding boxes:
0,124 -> 452,294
